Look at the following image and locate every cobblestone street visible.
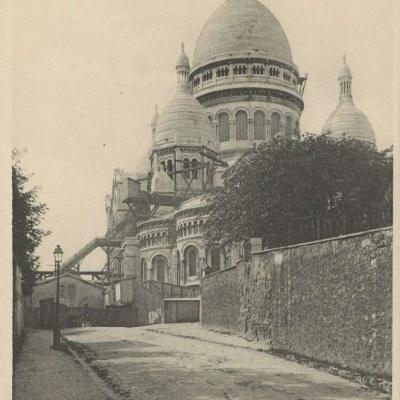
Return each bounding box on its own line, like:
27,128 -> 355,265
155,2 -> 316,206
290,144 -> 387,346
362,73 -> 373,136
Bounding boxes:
63,324 -> 390,400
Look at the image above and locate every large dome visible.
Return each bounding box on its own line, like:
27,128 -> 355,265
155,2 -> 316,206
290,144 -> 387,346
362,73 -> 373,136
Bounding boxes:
192,0 -> 293,70
155,87 -> 215,148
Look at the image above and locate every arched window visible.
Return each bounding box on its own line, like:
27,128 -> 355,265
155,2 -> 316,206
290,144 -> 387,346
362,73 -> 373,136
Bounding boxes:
218,113 -> 230,143
183,158 -> 190,179
254,111 -> 265,140
285,116 -> 293,138
160,161 -> 166,172
184,246 -> 198,277
192,159 -> 198,179
167,159 -> 173,178
141,259 -> 147,283
236,111 -> 248,140
271,112 -> 281,136
152,255 -> 167,282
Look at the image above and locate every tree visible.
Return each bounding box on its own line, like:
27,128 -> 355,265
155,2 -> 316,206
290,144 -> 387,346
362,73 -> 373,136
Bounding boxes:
12,150 -> 50,295
205,134 -> 392,248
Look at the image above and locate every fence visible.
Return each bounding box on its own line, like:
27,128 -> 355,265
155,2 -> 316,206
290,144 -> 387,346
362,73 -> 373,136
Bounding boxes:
143,280 -> 200,299
278,207 -> 392,247
133,281 -> 164,325
164,299 -> 200,323
31,302 -> 112,329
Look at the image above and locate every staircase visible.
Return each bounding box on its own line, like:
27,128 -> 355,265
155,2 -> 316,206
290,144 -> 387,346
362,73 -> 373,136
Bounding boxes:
61,237 -> 122,273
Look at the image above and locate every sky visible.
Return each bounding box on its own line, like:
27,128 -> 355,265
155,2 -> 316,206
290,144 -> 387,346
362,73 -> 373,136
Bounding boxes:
12,0 -> 396,269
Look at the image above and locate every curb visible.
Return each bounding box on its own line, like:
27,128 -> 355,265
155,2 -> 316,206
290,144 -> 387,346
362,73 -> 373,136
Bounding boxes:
144,327 -> 269,352
61,336 -> 121,400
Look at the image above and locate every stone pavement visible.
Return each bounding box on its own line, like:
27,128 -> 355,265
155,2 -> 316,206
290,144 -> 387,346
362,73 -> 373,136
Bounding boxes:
143,323 -> 391,393
13,329 -> 112,400
63,325 -> 390,400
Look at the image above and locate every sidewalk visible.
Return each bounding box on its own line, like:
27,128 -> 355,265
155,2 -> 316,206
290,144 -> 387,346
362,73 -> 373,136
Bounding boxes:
13,329 -> 111,400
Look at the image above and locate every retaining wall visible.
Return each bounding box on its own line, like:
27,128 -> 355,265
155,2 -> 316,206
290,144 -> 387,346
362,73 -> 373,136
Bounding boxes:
201,228 -> 392,377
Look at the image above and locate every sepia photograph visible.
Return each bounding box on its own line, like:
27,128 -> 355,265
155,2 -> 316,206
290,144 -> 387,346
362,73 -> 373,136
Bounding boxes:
6,0 -> 398,399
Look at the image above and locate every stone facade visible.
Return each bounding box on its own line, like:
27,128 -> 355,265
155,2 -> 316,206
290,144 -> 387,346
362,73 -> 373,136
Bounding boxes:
201,228 -> 392,378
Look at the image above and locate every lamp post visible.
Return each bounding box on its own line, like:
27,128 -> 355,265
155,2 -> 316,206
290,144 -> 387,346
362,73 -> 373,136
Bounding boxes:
53,245 -> 63,349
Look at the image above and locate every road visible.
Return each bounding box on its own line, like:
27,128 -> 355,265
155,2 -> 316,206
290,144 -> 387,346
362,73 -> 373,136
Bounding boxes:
64,325 -> 389,400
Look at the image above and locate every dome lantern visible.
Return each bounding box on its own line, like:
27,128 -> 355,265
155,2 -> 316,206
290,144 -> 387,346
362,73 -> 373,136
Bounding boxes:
176,42 -> 190,89
339,54 -> 353,101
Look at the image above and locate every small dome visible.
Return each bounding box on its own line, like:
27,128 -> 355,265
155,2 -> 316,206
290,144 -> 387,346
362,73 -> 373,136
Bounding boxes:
135,154 -> 151,179
322,56 -> 376,144
155,87 -> 215,148
192,0 -> 294,70
322,102 -> 376,144
176,43 -> 190,68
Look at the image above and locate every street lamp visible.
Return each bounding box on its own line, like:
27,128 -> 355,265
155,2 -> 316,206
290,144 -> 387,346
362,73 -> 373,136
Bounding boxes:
53,245 -> 63,349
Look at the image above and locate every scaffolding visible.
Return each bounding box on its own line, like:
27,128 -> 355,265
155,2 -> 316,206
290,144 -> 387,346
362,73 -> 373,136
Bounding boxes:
124,146 -> 228,214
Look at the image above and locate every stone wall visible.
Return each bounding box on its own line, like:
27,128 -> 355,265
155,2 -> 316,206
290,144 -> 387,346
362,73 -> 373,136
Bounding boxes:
201,266 -> 241,333
201,228 -> 392,377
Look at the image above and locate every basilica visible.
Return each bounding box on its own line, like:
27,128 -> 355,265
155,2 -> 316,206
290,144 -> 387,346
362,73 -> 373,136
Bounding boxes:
100,0 -> 376,290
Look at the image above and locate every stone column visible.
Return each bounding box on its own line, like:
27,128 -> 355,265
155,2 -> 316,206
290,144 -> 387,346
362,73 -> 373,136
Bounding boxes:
230,120 -> 235,141
146,258 -> 153,281
171,248 -> 178,285
213,122 -> 217,142
266,119 -> 272,140
229,63 -> 234,81
248,118 -> 254,140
